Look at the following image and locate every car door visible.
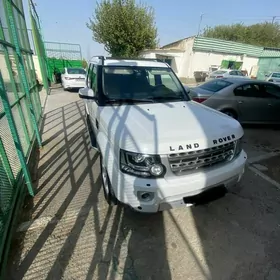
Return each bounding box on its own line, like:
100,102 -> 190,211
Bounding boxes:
86,63 -> 99,132
263,83 -> 280,122
234,83 -> 272,123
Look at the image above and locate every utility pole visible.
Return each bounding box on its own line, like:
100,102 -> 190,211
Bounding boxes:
197,13 -> 205,36
271,16 -> 280,24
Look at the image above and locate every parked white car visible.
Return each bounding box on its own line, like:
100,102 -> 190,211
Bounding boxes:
206,69 -> 248,81
265,72 -> 280,85
79,57 -> 247,213
61,67 -> 86,90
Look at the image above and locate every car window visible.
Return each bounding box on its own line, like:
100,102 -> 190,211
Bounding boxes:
152,73 -> 178,92
67,68 -> 86,75
199,79 -> 232,92
237,71 -> 244,76
229,71 -> 237,76
264,84 -> 280,98
234,84 -> 264,98
271,73 -> 280,78
102,66 -> 186,100
87,64 -> 97,91
212,70 -> 227,75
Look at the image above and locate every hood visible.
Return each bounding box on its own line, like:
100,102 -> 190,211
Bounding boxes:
98,101 -> 243,154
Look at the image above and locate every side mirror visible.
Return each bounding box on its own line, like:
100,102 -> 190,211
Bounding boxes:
79,88 -> 96,100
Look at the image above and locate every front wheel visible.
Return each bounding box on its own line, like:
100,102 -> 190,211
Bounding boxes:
100,152 -> 118,206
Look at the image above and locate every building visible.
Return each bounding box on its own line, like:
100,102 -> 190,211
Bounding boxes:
141,36 -> 280,82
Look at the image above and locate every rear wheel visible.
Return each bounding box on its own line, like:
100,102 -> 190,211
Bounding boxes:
100,151 -> 118,206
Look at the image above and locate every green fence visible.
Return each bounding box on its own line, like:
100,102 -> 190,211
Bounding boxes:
0,0 -> 44,276
257,57 -> 280,80
44,41 -> 83,82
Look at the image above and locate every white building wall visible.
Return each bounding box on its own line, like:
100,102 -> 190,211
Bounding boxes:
176,38 -> 195,78
141,51 -> 184,76
141,53 -> 156,59
141,38 -> 260,79
184,51 -> 259,79
242,56 -> 259,74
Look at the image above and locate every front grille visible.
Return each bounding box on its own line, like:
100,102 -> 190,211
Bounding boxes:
168,142 -> 236,175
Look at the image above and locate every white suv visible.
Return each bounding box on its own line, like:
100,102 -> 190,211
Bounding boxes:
79,57 -> 247,213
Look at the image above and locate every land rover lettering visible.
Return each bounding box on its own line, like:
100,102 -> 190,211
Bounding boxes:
213,134 -> 236,145
169,143 -> 199,152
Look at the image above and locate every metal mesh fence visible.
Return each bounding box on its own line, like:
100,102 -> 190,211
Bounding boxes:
0,0 -> 45,273
45,41 -> 82,60
29,0 -> 51,91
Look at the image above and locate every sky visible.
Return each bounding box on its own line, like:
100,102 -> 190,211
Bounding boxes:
23,0 -> 280,60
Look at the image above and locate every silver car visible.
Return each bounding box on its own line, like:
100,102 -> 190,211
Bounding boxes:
189,78 -> 280,124
265,72 -> 280,85
206,69 -> 247,81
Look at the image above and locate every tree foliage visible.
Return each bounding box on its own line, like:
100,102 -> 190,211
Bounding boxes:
82,59 -> 88,69
87,0 -> 158,57
203,22 -> 280,48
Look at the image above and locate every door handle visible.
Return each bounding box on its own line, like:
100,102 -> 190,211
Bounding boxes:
268,104 -> 272,106
238,101 -> 243,104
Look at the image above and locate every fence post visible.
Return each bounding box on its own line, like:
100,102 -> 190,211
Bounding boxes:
0,72 -> 34,196
5,0 -> 42,148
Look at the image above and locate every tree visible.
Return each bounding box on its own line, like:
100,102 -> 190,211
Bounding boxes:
82,59 -> 88,69
87,0 -> 158,57
203,22 -> 280,48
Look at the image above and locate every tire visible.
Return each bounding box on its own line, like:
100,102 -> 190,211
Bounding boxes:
221,109 -> 237,119
100,151 -> 118,206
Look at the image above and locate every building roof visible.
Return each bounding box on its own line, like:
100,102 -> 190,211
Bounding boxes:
161,36 -> 195,49
193,36 -> 263,57
143,36 -> 280,59
260,47 -> 280,58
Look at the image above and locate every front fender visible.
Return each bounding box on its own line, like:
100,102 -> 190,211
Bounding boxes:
96,132 -> 119,189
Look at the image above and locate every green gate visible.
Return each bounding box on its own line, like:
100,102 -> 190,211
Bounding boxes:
44,41 -> 83,82
257,57 -> 280,80
0,0 -> 44,276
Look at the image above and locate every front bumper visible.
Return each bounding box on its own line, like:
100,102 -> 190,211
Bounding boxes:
111,150 -> 247,213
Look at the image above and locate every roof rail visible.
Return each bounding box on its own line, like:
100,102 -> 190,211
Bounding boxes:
89,56 -> 168,66
106,57 -> 163,62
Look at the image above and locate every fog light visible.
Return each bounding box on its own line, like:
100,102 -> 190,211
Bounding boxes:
138,191 -> 154,202
150,164 -> 164,176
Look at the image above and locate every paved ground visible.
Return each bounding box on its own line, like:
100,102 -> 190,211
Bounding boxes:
6,87 -> 280,280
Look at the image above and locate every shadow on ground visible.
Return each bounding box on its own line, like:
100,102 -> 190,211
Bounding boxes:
6,90 -> 280,280
6,92 -> 171,280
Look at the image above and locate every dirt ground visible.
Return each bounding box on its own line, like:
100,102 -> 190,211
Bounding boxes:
5,87 -> 280,280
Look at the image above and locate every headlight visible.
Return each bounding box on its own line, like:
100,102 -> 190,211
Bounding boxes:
120,149 -> 165,178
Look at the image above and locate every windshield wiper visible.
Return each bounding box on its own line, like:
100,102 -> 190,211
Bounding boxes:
151,96 -> 185,101
105,98 -> 155,104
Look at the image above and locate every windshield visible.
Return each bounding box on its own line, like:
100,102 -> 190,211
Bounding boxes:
67,68 -> 86,75
212,70 -> 227,75
199,79 -> 232,92
102,66 -> 188,102
272,73 -> 280,78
